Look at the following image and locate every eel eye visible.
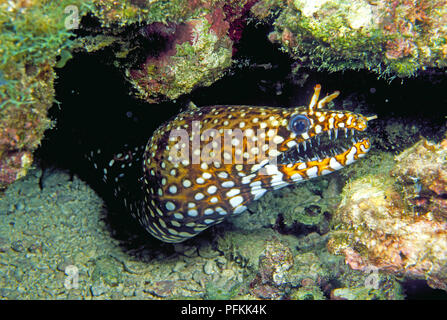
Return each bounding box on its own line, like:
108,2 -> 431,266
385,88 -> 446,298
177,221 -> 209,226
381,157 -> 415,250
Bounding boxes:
290,115 -> 310,135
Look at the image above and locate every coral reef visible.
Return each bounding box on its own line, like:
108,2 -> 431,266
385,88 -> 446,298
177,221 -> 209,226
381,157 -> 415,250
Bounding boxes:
216,229 -> 404,299
0,166 -> 254,299
0,0 -> 93,189
254,0 -> 447,78
203,277 -> 242,300
339,150 -> 396,181
91,0 -> 205,27
88,0 -> 258,103
0,162 -> 407,300
392,139 -> 447,222
249,237 -> 295,299
229,175 -> 341,233
126,14 -> 233,103
330,278 -> 403,300
289,285 -> 326,300
328,138 -> 447,291
0,0 -> 258,187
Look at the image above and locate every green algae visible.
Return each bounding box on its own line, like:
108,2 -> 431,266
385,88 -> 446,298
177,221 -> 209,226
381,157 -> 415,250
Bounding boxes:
91,255 -> 122,287
290,285 -> 326,300
91,0 -> 212,27
0,0 -> 94,187
204,281 -> 242,300
255,0 -> 447,79
339,150 -> 396,181
272,0 -> 391,76
124,13 -> 233,102
230,176 -> 340,232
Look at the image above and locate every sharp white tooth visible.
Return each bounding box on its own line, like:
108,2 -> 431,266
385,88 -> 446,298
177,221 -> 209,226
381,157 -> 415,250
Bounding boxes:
309,139 -> 313,148
328,130 -> 332,139
351,129 -> 355,136
303,141 -> 307,151
351,138 -> 356,144
334,129 -> 338,139
344,128 -> 348,138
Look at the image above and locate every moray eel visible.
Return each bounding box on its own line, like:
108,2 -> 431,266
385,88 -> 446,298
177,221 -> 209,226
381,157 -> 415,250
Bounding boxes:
89,85 -> 376,243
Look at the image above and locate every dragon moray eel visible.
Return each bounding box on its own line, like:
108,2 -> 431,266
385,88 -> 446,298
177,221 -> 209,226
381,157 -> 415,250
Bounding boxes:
88,85 -> 376,243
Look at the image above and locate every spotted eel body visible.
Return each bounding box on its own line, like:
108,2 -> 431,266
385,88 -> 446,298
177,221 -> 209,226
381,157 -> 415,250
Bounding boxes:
94,85 -> 375,243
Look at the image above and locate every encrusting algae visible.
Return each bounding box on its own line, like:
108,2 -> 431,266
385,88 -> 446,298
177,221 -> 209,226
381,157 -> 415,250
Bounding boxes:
0,0 -> 257,187
253,0 -> 447,78
0,0 -> 93,189
328,137 -> 447,292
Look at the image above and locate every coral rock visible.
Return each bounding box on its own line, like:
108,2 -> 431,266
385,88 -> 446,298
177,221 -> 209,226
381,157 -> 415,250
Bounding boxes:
91,1 -> 258,103
328,139 -> 447,291
0,150 -> 33,188
127,14 -> 233,103
255,0 -> 447,78
259,237 -> 294,286
249,237 -> 294,299
0,0 -> 92,188
392,139 -> 447,221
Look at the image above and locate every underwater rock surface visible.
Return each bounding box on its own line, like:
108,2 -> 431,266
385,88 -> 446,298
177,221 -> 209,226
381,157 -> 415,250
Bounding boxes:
0,0 -> 446,301
0,165 -> 408,300
0,166 -> 248,299
328,137 -> 447,292
2,0 -> 447,189
85,0 -> 256,102
255,0 -> 447,78
0,0 -> 256,187
0,0 -> 92,189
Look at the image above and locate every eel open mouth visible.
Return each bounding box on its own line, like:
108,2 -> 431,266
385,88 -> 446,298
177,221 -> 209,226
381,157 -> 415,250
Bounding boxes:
277,128 -> 369,164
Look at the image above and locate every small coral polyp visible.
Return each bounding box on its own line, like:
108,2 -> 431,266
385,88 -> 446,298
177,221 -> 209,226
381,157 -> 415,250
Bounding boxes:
328,137 -> 447,292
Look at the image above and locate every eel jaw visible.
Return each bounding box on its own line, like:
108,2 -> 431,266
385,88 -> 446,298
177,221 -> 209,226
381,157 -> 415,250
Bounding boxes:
275,84 -> 376,167
277,127 -> 370,165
